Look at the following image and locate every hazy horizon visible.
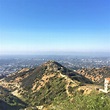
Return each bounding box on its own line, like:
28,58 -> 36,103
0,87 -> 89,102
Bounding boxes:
0,51 -> 110,57
0,0 -> 110,55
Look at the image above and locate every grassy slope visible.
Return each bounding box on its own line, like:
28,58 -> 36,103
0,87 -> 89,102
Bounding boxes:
47,92 -> 110,110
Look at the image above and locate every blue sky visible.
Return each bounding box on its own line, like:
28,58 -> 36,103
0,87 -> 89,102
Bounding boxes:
0,0 -> 110,55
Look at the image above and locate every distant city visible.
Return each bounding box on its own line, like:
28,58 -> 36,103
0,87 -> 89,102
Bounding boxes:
0,55 -> 110,77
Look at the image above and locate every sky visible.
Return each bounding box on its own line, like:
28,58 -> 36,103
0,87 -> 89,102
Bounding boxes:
0,0 -> 110,55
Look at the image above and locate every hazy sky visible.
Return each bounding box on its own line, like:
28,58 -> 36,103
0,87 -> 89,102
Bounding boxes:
0,0 -> 110,55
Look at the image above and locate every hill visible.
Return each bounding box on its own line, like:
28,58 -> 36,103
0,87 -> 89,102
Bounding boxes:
77,67 -> 110,84
0,61 -> 110,110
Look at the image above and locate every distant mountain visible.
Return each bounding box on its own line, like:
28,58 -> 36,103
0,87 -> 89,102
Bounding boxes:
0,61 -> 110,110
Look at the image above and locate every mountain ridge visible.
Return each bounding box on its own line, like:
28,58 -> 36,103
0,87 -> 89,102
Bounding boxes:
0,60 -> 110,110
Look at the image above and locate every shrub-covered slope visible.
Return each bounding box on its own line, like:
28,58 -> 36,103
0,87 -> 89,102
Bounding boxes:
0,61 -> 110,110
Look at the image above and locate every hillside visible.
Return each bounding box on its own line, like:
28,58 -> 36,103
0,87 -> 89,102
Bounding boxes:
77,67 -> 110,84
0,61 -> 110,110
0,86 -> 27,110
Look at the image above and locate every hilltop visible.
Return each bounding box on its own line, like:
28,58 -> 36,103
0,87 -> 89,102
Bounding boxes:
0,61 -> 110,110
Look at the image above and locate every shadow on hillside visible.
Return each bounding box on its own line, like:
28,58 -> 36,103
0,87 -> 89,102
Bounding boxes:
0,99 -> 27,110
67,71 -> 93,84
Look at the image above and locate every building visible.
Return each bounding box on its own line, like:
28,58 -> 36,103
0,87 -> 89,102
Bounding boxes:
100,78 -> 110,93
